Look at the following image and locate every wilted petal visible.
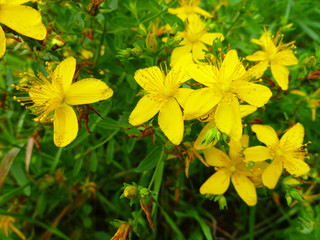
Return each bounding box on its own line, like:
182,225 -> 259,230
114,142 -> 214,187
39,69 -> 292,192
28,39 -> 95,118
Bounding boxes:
200,169 -> 231,195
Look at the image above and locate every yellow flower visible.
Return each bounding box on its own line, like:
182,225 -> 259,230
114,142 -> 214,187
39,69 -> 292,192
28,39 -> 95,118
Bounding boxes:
243,123 -> 310,189
170,15 -> 224,67
194,105 -> 257,150
200,135 -> 266,206
291,89 -> 320,121
0,215 -> 25,240
129,66 -> 191,145
0,0 -> 47,58
168,0 -> 212,21
13,57 -> 113,147
246,29 -> 298,90
184,50 -> 272,140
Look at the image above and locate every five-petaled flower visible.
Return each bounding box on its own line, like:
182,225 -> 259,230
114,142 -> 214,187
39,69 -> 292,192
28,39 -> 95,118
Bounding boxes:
0,0 -> 47,58
13,56 -> 113,147
200,135 -> 268,206
129,66 -> 191,145
168,0 -> 212,21
243,123 -> 310,189
184,50 -> 272,140
246,30 -> 298,90
170,15 -> 224,67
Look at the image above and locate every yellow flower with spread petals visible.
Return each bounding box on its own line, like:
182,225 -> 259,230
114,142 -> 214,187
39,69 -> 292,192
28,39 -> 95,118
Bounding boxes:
168,0 -> 212,21
0,0 -> 47,58
129,66 -> 191,145
243,123 -> 310,189
246,30 -> 298,90
200,135 -> 267,206
170,15 -> 224,67
13,56 -> 113,147
184,50 -> 272,140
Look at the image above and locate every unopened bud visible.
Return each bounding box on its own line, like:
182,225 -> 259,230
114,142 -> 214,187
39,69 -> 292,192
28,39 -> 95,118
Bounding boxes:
117,48 -> 131,59
201,126 -> 218,147
146,32 -> 158,52
282,177 -> 301,187
138,24 -> 148,38
303,56 -> 317,68
124,185 -> 139,199
139,187 -> 150,198
215,195 -> 227,210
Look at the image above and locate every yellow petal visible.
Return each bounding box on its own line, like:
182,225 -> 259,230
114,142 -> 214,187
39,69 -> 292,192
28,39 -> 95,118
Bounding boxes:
0,5 -> 46,40
247,61 -> 269,79
53,104 -> 78,147
246,50 -> 266,61
158,98 -> 184,145
203,147 -> 231,167
0,26 -> 6,58
174,52 -> 194,69
283,156 -> 310,176
274,49 -> 298,66
168,7 -> 188,21
270,64 -> 289,90
193,6 -> 213,18
165,66 -> 190,88
231,173 -> 257,206
184,87 -> 223,120
262,157 -> 283,189
200,169 -> 231,195
256,32 -> 277,53
187,64 -> 219,87
279,123 -> 304,150
64,78 -> 113,105
134,66 -> 165,93
171,44 -> 192,67
220,50 -> 246,84
192,41 -> 206,62
252,124 -> 279,147
175,88 -> 194,109
1,0 -> 30,4
233,80 -> 272,107
215,95 -> 242,140
240,105 -> 257,118
200,33 -> 224,45
243,146 -> 273,162
129,94 -> 165,126
54,56 -> 76,92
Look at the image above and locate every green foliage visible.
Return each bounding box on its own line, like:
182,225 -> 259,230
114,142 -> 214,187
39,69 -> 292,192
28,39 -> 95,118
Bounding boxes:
0,0 -> 320,239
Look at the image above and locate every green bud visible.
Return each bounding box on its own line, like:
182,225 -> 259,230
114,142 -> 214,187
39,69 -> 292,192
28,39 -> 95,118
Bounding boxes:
288,188 -> 304,201
167,36 -> 183,48
201,126 -> 218,147
124,185 -> 139,199
131,47 -> 142,57
138,24 -> 148,38
282,176 -> 301,187
214,195 -> 227,210
285,193 -> 292,205
303,56 -> 317,68
146,32 -> 158,52
117,48 -> 131,59
139,187 -> 150,198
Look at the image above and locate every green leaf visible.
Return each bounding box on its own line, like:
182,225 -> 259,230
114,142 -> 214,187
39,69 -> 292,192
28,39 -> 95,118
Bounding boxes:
10,163 -> 31,196
135,145 -> 163,173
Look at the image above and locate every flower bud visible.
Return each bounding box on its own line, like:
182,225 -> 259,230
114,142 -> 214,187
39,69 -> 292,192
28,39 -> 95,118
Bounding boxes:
303,56 -> 317,68
123,185 -> 139,199
201,126 -> 218,147
138,24 -> 148,38
146,33 -> 158,52
215,195 -> 227,210
282,177 -> 301,187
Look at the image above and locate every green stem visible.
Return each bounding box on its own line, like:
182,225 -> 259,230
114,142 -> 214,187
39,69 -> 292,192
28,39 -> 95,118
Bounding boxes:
224,10 -> 243,36
249,206 -> 256,240
50,147 -> 63,173
148,149 -> 164,190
